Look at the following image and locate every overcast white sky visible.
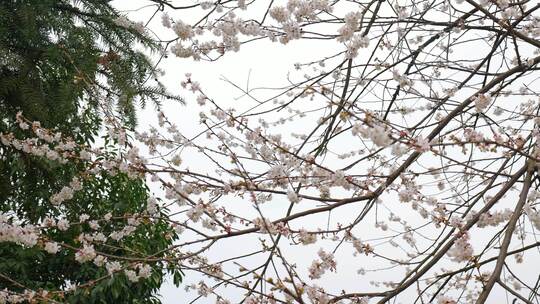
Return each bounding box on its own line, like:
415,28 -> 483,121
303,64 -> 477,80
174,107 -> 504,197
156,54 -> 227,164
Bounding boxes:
110,2 -> 540,303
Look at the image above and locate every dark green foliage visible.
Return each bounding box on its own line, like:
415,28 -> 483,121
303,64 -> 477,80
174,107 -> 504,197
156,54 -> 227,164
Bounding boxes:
0,173 -> 179,304
0,0 -> 181,131
0,0 -> 182,302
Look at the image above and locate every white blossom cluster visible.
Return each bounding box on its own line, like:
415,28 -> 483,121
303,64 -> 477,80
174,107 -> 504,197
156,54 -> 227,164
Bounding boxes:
298,228 -> 317,245
308,249 -> 337,279
345,34 -> 370,59
49,176 -> 82,205
337,12 -> 361,42
0,118 -> 84,165
0,213 -> 39,247
473,93 -> 492,112
75,244 -> 97,263
352,122 -> 392,147
476,209 -> 513,228
447,232 -> 474,263
0,289 -> 47,304
253,217 -> 280,235
524,203 -> 540,231
124,264 -> 153,282
305,285 -> 331,303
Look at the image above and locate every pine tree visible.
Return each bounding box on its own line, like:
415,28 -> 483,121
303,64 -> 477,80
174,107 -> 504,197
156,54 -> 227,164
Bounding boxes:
0,1 -> 182,302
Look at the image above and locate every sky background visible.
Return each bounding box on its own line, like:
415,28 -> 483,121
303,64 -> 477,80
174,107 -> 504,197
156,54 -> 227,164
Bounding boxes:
110,2 -> 540,303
